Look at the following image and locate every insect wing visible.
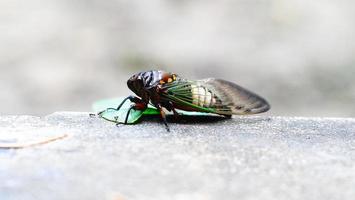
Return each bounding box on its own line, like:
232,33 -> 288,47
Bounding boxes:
161,80 -> 217,113
161,78 -> 270,115
203,78 -> 270,115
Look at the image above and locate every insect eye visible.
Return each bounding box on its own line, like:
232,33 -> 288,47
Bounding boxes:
130,74 -> 141,81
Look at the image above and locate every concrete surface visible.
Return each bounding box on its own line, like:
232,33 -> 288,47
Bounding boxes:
1,112 -> 355,200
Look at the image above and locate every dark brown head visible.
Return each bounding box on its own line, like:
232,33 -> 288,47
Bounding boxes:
127,70 -> 164,98
127,72 -> 145,97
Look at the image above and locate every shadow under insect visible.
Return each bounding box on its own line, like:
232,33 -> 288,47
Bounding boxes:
142,113 -> 230,124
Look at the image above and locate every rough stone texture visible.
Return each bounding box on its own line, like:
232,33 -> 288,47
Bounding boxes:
1,112 -> 355,200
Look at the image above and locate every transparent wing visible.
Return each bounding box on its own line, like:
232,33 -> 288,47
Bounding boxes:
203,78 -> 270,115
161,78 -> 270,115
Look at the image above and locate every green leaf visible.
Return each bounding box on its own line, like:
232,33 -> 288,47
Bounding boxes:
92,97 -> 160,124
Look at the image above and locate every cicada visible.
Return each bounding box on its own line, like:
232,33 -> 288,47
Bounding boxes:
96,70 -> 270,131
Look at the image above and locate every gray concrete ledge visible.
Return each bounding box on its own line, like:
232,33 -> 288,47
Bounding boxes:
1,112 -> 355,200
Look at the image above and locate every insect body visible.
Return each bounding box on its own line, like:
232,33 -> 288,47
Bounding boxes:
99,70 -> 270,131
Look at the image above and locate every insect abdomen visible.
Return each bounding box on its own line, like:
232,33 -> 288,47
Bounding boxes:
191,83 -> 220,108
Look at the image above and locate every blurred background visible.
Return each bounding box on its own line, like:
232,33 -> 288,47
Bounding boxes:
0,0 -> 354,117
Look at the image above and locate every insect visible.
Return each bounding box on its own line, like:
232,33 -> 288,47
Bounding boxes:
96,70 -> 270,131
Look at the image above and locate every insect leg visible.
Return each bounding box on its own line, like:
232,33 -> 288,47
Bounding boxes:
156,104 -> 170,132
114,102 -> 147,125
223,114 -> 232,119
116,95 -> 142,110
94,95 -> 142,117
123,105 -> 135,124
172,108 -> 179,120
168,101 -> 180,120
